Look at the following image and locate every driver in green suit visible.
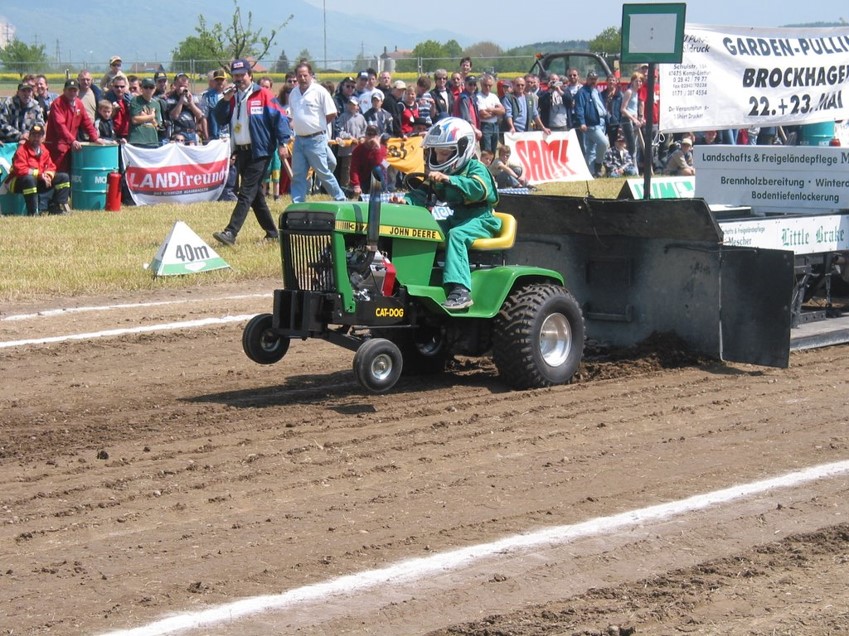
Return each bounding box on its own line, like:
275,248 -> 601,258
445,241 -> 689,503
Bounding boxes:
404,117 -> 500,310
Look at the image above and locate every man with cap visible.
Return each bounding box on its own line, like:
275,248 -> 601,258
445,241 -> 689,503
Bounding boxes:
201,69 -> 237,201
100,55 -> 127,91
381,79 -> 406,132
0,81 -> 45,143
355,69 -> 380,114
363,89 -> 396,137
5,124 -> 71,215
287,61 -> 347,203
164,72 -> 205,144
603,129 -> 638,178
573,70 -> 609,177
128,78 -> 163,148
102,74 -> 132,141
353,70 -> 371,106
45,78 -> 108,175
152,71 -> 169,98
211,58 -> 292,246
664,135 -> 695,176
201,69 -> 231,141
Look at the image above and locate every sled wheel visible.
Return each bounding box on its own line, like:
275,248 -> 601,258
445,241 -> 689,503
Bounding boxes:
242,313 -> 289,364
353,338 -> 403,393
493,284 -> 585,389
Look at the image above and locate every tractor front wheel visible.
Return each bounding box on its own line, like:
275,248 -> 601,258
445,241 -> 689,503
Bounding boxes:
353,338 -> 403,393
371,326 -> 449,376
242,313 -> 289,364
493,284 -> 584,389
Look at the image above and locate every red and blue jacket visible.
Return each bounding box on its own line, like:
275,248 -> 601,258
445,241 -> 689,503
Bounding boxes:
213,83 -> 291,159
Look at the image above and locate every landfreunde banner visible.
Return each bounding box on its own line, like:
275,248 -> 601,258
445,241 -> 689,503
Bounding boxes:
122,140 -> 230,205
660,24 -> 849,132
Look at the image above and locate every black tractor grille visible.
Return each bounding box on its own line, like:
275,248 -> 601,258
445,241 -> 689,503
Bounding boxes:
282,232 -> 336,291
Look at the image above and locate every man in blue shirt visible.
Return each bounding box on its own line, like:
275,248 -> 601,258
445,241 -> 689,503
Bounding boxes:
573,71 -> 609,177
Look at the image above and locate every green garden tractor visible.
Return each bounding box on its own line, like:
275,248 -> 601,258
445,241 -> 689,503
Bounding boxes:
242,180 -> 585,393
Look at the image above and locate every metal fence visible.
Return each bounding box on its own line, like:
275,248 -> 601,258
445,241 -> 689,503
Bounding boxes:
1,54 -> 541,80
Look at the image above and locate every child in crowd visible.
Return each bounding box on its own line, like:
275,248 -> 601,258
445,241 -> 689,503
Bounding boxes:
94,100 -> 116,141
488,144 -> 528,188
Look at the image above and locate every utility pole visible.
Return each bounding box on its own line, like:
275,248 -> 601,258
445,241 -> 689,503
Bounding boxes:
323,0 -> 327,71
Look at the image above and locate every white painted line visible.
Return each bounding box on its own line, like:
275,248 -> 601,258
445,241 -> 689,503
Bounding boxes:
1,294 -> 267,322
0,315 -> 255,349
99,459 -> 849,636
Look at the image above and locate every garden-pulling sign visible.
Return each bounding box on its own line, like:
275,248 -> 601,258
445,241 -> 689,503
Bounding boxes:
660,24 -> 849,132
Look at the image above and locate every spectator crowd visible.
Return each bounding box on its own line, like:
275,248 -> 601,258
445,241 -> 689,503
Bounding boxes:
2,55 -> 790,216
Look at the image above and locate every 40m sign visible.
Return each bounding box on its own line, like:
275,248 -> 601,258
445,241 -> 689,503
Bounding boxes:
148,221 -> 230,277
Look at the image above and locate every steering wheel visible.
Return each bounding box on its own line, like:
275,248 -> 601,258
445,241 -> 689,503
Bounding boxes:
403,172 -> 431,192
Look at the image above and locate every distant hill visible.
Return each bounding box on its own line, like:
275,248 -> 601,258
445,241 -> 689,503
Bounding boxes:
0,1 -> 466,72
1,1 -> 596,76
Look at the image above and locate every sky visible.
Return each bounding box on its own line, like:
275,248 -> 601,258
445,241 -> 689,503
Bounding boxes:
307,0 -> 846,47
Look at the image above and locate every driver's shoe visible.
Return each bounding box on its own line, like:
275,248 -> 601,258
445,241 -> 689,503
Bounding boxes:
443,285 -> 473,310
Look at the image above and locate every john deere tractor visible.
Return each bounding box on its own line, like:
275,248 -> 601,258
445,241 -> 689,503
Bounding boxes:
242,179 -> 584,393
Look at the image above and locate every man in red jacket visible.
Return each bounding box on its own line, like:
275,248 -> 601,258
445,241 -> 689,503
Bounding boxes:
45,78 -> 109,174
350,124 -> 388,197
5,123 -> 71,215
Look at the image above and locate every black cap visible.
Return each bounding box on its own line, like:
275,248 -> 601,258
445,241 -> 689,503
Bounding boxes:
64,78 -> 79,90
154,71 -> 168,82
17,82 -> 33,91
30,123 -> 45,134
464,75 -> 478,84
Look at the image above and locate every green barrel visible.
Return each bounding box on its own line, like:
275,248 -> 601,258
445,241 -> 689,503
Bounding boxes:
0,192 -> 27,216
71,143 -> 119,210
0,142 -> 27,216
798,121 -> 836,146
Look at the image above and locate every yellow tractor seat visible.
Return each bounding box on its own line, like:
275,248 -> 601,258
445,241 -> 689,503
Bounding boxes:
470,212 -> 517,251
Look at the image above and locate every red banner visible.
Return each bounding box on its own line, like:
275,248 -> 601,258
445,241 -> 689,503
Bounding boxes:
503,131 -> 592,184
122,141 -> 231,205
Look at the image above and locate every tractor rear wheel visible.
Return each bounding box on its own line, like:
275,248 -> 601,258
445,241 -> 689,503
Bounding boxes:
242,313 -> 289,364
493,284 -> 584,389
353,338 -> 403,393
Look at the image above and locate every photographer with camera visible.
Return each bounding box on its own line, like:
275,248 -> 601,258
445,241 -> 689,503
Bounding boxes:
538,74 -> 570,132
164,72 -> 205,145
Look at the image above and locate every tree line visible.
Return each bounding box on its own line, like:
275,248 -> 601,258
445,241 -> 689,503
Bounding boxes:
1,0 -> 622,76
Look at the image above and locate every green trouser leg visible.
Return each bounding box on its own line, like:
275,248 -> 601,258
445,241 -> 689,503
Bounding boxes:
439,213 -> 502,291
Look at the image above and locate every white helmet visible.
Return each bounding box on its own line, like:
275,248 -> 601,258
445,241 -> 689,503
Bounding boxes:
422,117 -> 476,175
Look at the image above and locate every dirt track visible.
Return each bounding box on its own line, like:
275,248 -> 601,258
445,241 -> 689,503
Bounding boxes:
1,281 -> 848,635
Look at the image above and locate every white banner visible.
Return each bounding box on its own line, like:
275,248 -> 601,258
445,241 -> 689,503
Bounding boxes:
503,130 -> 593,184
694,145 -> 849,211
720,214 -> 849,255
660,25 -> 849,132
122,140 -> 231,206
